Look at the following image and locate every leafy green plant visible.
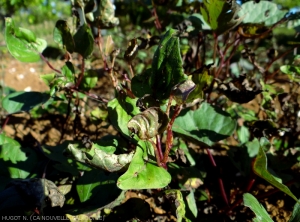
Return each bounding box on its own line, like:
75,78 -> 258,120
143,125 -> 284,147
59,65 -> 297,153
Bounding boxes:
1,0 -> 300,221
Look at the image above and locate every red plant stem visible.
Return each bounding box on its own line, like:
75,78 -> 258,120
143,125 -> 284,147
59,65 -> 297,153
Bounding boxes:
162,105 -> 182,165
149,139 -> 163,168
156,134 -> 163,161
206,148 -> 229,206
96,27 -> 108,71
75,58 -> 85,88
151,7 -> 162,32
0,115 -> 10,134
39,53 -> 61,74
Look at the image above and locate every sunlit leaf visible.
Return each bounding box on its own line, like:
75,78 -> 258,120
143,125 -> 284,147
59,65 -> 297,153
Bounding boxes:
238,1 -> 287,25
165,189 -> 188,222
200,0 -> 242,35
243,193 -> 273,222
173,102 -> 236,146
117,142 -> 171,190
107,93 -> 140,138
253,138 -> 298,202
5,17 -> 47,62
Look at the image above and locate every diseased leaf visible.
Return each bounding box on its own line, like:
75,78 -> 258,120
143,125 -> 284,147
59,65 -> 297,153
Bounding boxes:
66,143 -> 134,172
253,138 -> 298,202
128,107 -> 169,140
238,1 -> 287,25
117,142 -> 171,190
5,17 -> 47,62
150,29 -> 187,101
165,189 -> 187,222
200,0 -> 242,35
243,193 -> 273,222
53,20 -> 75,53
93,0 -> 119,28
173,102 -> 236,146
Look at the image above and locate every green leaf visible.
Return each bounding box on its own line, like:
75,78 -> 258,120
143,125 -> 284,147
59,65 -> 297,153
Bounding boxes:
173,102 -> 236,146
0,134 -> 38,179
243,193 -> 273,222
107,93 -> 140,138
253,138 -> 298,202
5,17 -> 47,62
280,56 -> 300,82
76,169 -> 120,207
62,61 -> 75,82
79,70 -> 98,91
40,73 -> 56,86
165,189 -> 187,222
131,68 -> 153,97
200,0 -> 242,35
74,24 -> 94,58
186,66 -> 213,103
42,141 -> 89,175
117,142 -> 171,190
150,29 -> 187,101
2,91 -> 50,114
289,199 -> 300,222
186,190 -> 198,218
238,1 -> 287,25
53,20 -> 75,53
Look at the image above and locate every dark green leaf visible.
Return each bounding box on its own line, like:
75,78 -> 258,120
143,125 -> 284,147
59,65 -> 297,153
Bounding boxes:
173,102 -> 236,146
150,29 -> 187,101
76,169 -> 120,206
131,68 -> 153,98
0,134 -> 38,179
74,24 -> 94,58
2,91 -> 50,114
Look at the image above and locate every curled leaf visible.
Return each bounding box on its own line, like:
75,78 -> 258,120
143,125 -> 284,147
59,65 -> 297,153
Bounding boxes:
124,38 -> 139,63
172,79 -> 196,105
66,144 -> 134,172
128,107 -> 169,140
